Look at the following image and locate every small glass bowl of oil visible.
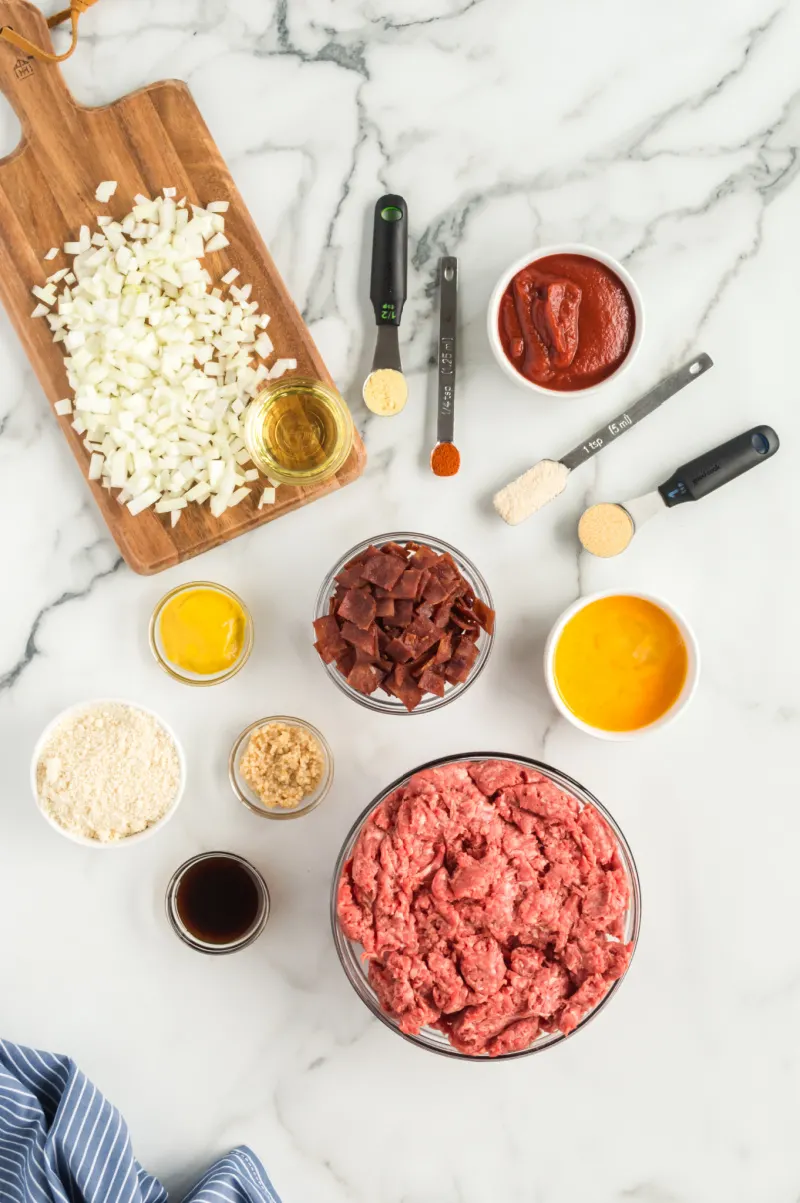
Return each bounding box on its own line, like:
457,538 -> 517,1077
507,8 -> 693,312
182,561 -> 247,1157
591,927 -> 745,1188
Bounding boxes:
243,377 -> 354,487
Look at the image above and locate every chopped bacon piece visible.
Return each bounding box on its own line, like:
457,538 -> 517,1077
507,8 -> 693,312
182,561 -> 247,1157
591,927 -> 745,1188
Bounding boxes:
432,601 -> 453,629
347,662 -> 385,695
473,598 -> 495,634
335,564 -> 366,588
389,568 -> 423,599
422,574 -> 449,605
361,551 -> 407,590
335,648 -> 356,676
314,640 -> 338,665
391,599 -> 416,626
341,622 -> 379,657
418,666 -> 446,696
394,679 -> 424,711
385,637 -> 414,663
337,588 -> 376,631
408,644 -> 439,678
434,631 -> 453,663
313,616 -> 342,645
400,614 -> 440,656
408,545 -> 439,570
375,596 -> 396,618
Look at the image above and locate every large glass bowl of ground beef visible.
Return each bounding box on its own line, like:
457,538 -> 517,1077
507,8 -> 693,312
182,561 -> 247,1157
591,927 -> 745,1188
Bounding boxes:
332,754 -> 640,1060
313,533 -> 495,714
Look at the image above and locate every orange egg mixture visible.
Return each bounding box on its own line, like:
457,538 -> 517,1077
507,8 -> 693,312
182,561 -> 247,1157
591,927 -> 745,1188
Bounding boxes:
554,595 -> 688,732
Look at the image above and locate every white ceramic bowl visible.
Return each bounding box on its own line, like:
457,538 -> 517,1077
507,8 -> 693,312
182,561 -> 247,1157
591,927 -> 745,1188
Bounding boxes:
544,591 -> 700,741
487,243 -> 645,398
30,699 -> 186,847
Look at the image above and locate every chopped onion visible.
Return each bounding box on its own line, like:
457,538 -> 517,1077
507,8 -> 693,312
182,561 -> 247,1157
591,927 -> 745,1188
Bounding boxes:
95,181 -> 118,203
31,187 -> 294,520
204,233 -> 229,254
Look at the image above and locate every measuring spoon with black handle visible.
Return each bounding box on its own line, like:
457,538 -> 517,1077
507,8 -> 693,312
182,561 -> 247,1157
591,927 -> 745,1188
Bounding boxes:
363,194 -> 409,414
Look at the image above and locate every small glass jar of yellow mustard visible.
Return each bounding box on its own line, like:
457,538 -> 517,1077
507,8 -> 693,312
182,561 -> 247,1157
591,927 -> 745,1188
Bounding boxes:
149,582 -> 253,686
243,377 -> 353,487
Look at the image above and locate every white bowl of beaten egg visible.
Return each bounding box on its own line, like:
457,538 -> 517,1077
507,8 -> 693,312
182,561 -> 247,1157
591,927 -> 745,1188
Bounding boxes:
544,591 -> 699,740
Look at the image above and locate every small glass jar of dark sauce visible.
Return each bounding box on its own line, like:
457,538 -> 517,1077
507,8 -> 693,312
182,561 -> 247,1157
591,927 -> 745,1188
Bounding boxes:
166,852 -> 270,954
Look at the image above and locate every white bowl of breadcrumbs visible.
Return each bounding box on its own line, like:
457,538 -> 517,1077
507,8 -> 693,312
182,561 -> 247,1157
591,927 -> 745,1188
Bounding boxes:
31,699 -> 186,847
229,716 -> 333,820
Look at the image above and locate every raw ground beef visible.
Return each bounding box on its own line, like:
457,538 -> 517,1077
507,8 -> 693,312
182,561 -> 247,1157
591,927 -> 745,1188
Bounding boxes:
337,759 -> 634,1056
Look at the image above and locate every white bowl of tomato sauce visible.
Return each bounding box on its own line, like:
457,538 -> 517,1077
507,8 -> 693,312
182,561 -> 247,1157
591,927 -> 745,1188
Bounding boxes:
487,244 -> 644,397
544,591 -> 700,740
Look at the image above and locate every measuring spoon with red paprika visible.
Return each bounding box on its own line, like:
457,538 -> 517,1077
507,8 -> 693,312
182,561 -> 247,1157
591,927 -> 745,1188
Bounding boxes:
431,256 -> 460,476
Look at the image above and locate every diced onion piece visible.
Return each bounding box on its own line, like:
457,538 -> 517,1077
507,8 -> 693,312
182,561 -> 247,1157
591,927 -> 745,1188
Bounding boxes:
221,267 -> 239,285
155,496 -> 187,513
88,452 -> 104,480
31,285 -> 56,306
204,232 -> 229,253
95,181 -> 118,203
127,488 -> 160,515
259,486 -> 276,507
207,201 -> 229,213
268,358 -> 297,380
31,303 -> 49,318
44,247 -> 59,260
54,398 -> 72,415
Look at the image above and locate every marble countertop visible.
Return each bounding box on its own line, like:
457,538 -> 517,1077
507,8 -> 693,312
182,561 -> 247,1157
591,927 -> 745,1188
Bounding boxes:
1,0 -> 798,1199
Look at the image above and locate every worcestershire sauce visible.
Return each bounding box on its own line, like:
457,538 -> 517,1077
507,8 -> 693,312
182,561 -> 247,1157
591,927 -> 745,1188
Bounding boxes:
175,855 -> 260,945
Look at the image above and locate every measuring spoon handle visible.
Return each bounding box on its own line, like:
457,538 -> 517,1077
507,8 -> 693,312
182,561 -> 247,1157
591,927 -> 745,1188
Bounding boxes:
370,195 -> 408,327
437,257 -> 457,443
658,424 -> 780,506
560,353 -> 714,471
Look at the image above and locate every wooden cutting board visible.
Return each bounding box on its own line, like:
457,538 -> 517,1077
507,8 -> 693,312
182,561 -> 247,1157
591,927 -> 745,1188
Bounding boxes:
0,0 -> 366,574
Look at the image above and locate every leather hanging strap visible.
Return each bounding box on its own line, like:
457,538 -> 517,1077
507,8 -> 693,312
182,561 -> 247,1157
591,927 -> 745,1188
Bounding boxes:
0,0 -> 99,64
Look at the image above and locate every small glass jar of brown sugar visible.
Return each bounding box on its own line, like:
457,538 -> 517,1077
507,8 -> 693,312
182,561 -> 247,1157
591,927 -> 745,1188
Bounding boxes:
165,852 -> 270,954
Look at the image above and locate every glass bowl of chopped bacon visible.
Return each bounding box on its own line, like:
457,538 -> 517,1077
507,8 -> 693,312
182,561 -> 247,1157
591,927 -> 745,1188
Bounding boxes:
332,753 -> 641,1060
312,532 -> 495,715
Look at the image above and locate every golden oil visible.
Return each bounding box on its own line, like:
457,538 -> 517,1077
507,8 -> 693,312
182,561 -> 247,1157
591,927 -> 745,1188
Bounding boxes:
244,377 -> 353,486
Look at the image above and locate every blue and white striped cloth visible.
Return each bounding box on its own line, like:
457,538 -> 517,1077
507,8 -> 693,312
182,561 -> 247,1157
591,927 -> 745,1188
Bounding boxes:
0,1041 -> 282,1203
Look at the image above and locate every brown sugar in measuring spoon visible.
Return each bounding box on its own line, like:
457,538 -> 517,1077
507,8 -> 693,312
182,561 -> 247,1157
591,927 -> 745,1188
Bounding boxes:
431,257 -> 460,476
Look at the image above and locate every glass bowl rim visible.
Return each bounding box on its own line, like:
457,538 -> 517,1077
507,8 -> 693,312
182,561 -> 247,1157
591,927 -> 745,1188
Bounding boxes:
313,531 -> 495,716
149,581 -> 254,687
330,751 -> 641,1061
228,715 -> 334,820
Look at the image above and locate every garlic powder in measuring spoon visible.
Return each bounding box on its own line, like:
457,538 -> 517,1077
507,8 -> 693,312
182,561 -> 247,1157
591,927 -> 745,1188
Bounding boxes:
363,368 -> 408,416
493,459 -> 570,525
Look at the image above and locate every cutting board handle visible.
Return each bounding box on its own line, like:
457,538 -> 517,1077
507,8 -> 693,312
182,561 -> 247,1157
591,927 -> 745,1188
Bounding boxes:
0,0 -> 76,137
